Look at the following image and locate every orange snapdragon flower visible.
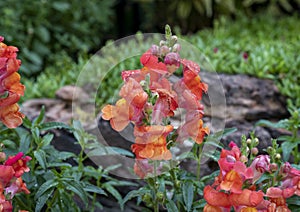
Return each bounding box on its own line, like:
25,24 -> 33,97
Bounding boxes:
102,98 -> 134,131
132,125 -> 173,160
181,59 -> 208,100
0,36 -> 25,128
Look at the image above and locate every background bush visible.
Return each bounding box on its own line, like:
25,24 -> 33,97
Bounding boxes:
0,0 -> 116,76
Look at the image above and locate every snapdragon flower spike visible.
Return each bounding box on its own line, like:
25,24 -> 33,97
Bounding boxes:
0,36 -> 25,128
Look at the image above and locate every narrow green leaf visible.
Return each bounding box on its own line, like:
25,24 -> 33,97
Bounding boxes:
121,189 -> 147,210
256,119 -> 289,129
83,184 -> 107,195
35,179 -> 59,200
182,181 -> 194,212
166,200 -> 179,212
103,183 -> 122,204
33,106 -> 45,126
41,133 -> 54,147
35,188 -> 54,212
22,116 -> 32,128
47,162 -> 72,168
34,149 -> 47,169
62,180 -> 88,204
39,122 -> 72,131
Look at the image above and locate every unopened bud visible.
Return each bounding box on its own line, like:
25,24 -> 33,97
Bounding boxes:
270,163 -> 278,172
251,147 -> 259,155
267,146 -> 273,153
275,154 -> 281,160
172,43 -> 181,52
159,40 -> 166,46
240,155 -> 248,163
160,45 -> 170,55
246,139 -> 252,144
0,152 -> 6,162
164,52 -> 180,67
150,45 -> 159,56
171,35 -> 178,42
254,138 -> 259,145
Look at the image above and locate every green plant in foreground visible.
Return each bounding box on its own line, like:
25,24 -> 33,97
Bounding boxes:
0,107 -> 135,211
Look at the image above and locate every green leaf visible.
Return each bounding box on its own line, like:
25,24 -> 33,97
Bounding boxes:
62,180 -> 88,204
121,189 -> 147,210
281,141 -> 298,161
182,181 -> 194,212
166,200 -> 179,212
47,162 -> 72,168
34,149 -> 47,169
22,116 -> 32,128
18,131 -> 31,153
33,105 -> 45,126
83,184 -> 107,195
36,26 -> 50,43
87,146 -> 134,157
103,183 -> 122,204
52,2 -> 70,11
41,133 -> 54,147
256,119 -> 289,129
35,188 -> 54,212
57,151 -> 76,160
35,179 -> 59,200
39,122 -> 72,131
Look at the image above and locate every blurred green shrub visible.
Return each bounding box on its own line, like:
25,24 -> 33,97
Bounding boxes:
136,0 -> 299,33
0,0 -> 116,76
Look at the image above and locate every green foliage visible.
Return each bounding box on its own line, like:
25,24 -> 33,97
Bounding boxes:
0,110 -> 134,211
0,0 -> 116,75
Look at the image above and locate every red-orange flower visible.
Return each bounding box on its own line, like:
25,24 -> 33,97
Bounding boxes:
119,77 -> 148,110
0,36 -> 25,128
132,125 -> 173,160
177,112 -> 209,144
204,186 -> 231,208
220,170 -> 243,193
4,152 -> 31,178
102,98 -> 134,131
180,59 -> 208,100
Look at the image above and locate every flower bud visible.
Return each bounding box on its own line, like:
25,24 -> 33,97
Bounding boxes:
267,146 -> 273,153
254,138 -> 259,145
246,139 -> 252,144
270,163 -> 278,172
159,40 -> 166,46
0,152 -> 6,162
275,154 -> 281,160
172,43 -> 181,52
150,45 -> 159,56
251,147 -> 259,155
160,45 -> 170,55
240,155 -> 248,163
164,52 -> 180,67
171,35 -> 178,42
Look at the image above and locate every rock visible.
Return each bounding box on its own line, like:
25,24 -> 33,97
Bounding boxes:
201,72 -> 288,121
55,85 -> 90,102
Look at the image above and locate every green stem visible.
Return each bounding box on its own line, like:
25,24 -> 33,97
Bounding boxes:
46,189 -> 59,212
197,143 -> 203,181
292,128 -> 299,163
153,161 -> 159,212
